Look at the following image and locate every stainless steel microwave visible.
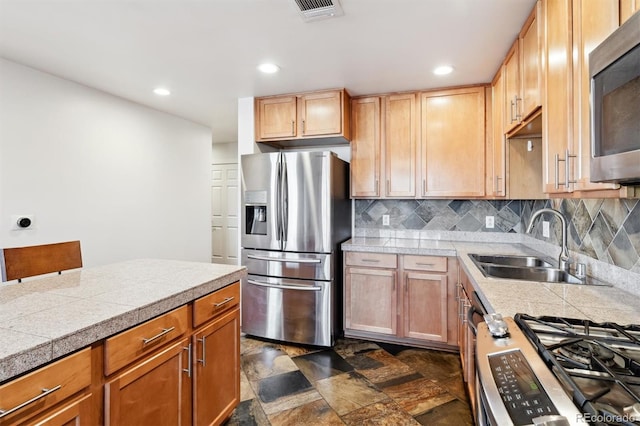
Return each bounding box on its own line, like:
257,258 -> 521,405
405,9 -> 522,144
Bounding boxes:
589,11 -> 640,184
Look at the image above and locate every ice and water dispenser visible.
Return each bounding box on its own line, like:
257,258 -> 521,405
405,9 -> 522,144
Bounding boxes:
245,190 -> 267,235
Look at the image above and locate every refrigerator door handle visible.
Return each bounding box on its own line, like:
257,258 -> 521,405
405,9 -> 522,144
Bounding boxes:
275,154 -> 283,244
247,279 -> 322,291
280,154 -> 289,244
246,254 -> 321,264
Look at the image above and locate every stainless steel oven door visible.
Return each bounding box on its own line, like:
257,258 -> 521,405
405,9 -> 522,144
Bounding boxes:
241,274 -> 333,347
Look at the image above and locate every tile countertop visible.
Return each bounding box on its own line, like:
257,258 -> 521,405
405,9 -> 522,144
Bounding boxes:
342,237 -> 640,326
0,259 -> 246,383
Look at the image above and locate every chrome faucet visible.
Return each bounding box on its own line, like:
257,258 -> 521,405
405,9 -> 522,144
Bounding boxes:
525,208 -> 571,271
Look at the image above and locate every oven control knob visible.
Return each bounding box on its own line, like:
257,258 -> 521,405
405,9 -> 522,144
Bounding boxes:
483,313 -> 509,338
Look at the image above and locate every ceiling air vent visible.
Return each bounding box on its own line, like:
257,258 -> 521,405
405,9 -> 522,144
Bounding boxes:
292,0 -> 344,22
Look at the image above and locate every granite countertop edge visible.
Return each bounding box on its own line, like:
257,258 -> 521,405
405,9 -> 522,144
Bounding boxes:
0,260 -> 246,383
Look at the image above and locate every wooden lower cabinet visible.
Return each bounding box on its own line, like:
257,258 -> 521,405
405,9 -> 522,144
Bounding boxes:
104,338 -> 192,426
344,252 -> 458,350
345,266 -> 397,335
457,269 -> 477,419
193,308 -> 240,426
403,271 -> 448,342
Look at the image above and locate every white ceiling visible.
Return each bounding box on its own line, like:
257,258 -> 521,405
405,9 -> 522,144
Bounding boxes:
0,0 -> 536,143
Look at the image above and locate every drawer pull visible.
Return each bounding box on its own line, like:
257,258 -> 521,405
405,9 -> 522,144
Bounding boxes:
415,262 -> 435,267
214,297 -> 234,308
247,254 -> 321,264
361,259 -> 380,263
142,327 -> 175,347
0,385 -> 62,418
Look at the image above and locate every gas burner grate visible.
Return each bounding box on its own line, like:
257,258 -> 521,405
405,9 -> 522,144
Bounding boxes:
515,314 -> 640,425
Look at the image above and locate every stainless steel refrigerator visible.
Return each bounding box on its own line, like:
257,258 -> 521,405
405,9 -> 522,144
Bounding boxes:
240,151 -> 351,347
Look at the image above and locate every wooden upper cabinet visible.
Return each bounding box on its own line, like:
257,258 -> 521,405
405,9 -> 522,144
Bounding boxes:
571,0 -> 620,191
385,93 -> 416,197
542,0 -> 621,194
255,89 -> 350,144
256,96 -> 297,140
299,90 -> 342,136
542,0 -> 574,194
350,97 -> 381,197
520,1 -> 542,119
620,0 -> 640,24
420,86 -> 486,197
504,40 -> 521,133
491,68 -> 507,197
503,1 -> 542,136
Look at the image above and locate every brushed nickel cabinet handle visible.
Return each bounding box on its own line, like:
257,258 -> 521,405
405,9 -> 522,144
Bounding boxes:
416,262 -> 435,267
555,153 -> 561,189
565,149 -> 577,188
197,336 -> 206,366
291,120 -> 295,136
0,385 -> 62,418
142,327 -> 175,347
361,259 -> 380,263
302,120 -> 306,134
214,297 -> 234,308
183,344 -> 192,377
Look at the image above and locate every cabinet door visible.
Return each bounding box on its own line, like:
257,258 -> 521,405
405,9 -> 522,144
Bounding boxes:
491,68 -> 506,196
31,394 -> 92,426
504,40 -> 520,132
620,0 -> 640,24
385,93 -> 416,197
421,87 -> 485,197
193,308 -> 240,426
350,97 -> 381,197
572,0 -> 620,191
520,1 -> 542,119
402,272 -> 448,342
105,338 -> 191,426
345,267 -> 397,335
299,91 -> 342,137
256,96 -> 297,140
543,0 -> 574,193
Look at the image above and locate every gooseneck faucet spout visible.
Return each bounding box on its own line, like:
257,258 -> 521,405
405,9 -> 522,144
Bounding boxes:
525,208 -> 571,271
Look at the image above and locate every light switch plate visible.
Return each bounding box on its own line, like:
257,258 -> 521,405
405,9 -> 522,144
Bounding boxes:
382,214 -> 390,226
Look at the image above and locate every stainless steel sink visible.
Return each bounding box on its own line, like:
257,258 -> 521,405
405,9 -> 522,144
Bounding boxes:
478,264 -> 584,284
469,253 -> 553,268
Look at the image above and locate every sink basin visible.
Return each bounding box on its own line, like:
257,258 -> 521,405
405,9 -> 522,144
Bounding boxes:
478,264 -> 584,284
469,253 -> 553,268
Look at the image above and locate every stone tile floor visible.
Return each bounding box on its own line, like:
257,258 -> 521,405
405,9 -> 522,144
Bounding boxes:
224,335 -> 474,425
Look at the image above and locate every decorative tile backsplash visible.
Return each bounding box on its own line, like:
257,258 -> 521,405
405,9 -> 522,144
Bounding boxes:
354,199 -> 640,274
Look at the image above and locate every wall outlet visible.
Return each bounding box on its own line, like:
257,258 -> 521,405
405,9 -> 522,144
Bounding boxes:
485,216 -> 495,229
10,214 -> 36,230
542,220 -> 550,238
382,214 -> 390,226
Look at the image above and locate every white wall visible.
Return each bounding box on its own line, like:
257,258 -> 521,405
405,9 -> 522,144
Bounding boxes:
211,142 -> 237,165
0,59 -> 212,267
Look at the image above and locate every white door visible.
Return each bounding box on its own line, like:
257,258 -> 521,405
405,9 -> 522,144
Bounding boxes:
211,163 -> 239,265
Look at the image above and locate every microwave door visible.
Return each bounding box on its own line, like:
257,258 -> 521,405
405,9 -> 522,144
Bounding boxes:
281,152 -> 331,253
241,152 -> 282,251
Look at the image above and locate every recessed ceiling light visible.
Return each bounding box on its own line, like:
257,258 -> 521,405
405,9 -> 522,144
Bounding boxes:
433,65 -> 454,76
258,63 -> 280,74
153,87 -> 171,96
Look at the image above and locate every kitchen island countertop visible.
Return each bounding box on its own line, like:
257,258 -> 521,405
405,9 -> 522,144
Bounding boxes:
0,259 -> 246,383
342,237 -> 640,326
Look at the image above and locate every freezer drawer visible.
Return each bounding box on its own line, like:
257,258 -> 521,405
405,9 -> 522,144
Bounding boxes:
242,249 -> 332,281
242,274 -> 334,347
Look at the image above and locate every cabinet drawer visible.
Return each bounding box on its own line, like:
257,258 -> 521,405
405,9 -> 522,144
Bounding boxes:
104,305 -> 189,376
193,281 -> 240,328
0,348 -> 90,424
403,255 -> 447,272
345,252 -> 397,268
